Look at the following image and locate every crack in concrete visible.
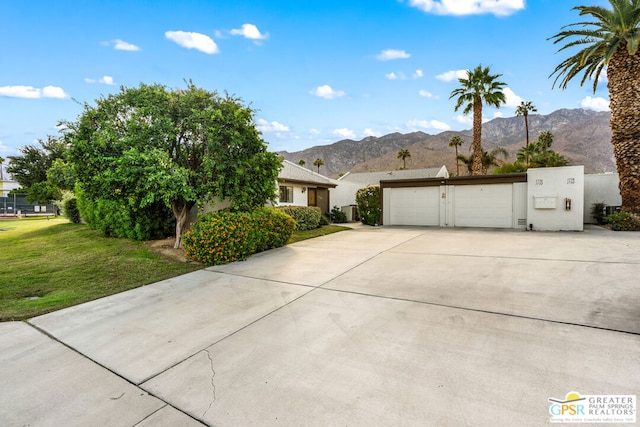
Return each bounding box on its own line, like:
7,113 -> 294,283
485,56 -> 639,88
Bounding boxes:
201,349 -> 216,419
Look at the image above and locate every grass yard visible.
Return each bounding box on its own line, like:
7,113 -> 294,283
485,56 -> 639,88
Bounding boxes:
0,217 -> 200,321
1,218 -> 351,321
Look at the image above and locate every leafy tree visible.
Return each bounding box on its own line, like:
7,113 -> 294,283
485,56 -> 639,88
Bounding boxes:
448,136 -> 464,175
397,148 -> 411,169
450,65 -> 506,175
549,0 -> 640,213
515,101 -> 537,163
7,136 -> 66,189
313,158 -> 324,173
64,82 -> 282,248
298,159 -> 306,167
492,161 -> 528,174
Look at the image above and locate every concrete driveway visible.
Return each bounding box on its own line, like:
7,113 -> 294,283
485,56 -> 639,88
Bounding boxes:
1,225 -> 639,426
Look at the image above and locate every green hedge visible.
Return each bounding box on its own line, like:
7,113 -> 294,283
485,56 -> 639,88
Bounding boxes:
356,186 -> 381,226
605,211 -> 640,231
182,207 -> 296,266
276,206 -> 322,230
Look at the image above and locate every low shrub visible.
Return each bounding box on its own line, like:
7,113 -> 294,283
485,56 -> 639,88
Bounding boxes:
591,202 -> 607,225
356,186 -> 381,226
276,206 -> 322,230
605,211 -> 640,231
329,205 -> 348,223
182,207 -> 296,266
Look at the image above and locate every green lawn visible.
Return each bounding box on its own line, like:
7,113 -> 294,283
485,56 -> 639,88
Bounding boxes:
0,218 -> 350,321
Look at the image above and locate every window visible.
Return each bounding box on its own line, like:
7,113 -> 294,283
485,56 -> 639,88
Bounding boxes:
279,186 -> 293,203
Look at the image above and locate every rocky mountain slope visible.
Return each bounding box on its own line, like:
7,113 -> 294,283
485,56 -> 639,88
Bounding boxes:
278,109 -> 615,176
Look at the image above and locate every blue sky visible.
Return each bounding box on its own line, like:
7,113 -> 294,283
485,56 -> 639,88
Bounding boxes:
1,0 -> 611,157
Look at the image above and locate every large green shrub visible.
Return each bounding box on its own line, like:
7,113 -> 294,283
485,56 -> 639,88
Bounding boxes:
76,184 -> 174,240
605,211 -> 640,231
182,207 -> 296,266
355,186 -> 381,226
276,206 -> 322,230
63,196 -> 81,224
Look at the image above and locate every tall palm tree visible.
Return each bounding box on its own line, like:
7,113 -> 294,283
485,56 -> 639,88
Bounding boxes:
515,101 -> 537,164
450,65 -> 507,176
549,0 -> 640,213
313,158 -> 324,174
397,149 -> 411,169
0,156 -> 4,181
448,136 -> 464,176
298,159 -> 306,167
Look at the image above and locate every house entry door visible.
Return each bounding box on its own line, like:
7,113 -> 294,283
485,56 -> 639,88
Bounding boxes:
307,188 -> 317,206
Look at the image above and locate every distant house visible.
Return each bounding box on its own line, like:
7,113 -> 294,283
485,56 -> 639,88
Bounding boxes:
330,166 -> 449,209
276,160 -> 337,215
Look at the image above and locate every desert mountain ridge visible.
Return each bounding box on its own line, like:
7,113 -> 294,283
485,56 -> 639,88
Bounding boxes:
278,108 -> 614,177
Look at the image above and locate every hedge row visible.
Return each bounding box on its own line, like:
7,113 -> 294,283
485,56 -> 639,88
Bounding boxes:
276,206 -> 323,230
182,207 -> 296,266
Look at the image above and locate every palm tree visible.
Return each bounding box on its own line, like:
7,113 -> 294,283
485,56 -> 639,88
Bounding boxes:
448,136 -> 464,176
397,149 -> 411,169
549,0 -> 640,213
298,159 -> 306,167
450,65 -> 507,176
481,147 -> 509,174
313,158 -> 324,174
515,101 -> 537,164
0,156 -> 4,181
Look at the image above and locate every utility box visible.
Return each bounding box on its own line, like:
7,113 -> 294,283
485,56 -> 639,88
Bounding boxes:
527,166 -> 584,231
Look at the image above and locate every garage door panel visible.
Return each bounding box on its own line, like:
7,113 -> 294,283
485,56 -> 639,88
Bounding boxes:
454,184 -> 512,228
390,187 -> 439,226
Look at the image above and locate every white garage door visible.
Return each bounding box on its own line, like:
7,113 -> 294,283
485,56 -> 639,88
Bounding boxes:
389,187 -> 440,226
454,184 -> 513,228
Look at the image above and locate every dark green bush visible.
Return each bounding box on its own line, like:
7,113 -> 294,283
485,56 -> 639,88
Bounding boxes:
75,184 -> 174,240
355,186 -> 381,226
276,206 -> 322,230
330,205 -> 348,223
63,196 -> 81,224
182,207 -> 296,266
591,202 -> 607,225
605,211 -> 640,231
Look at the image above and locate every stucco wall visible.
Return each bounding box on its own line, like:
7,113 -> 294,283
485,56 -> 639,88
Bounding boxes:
527,166 -> 584,231
583,173 -> 621,223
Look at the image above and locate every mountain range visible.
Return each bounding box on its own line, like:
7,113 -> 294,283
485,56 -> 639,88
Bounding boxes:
278,109 -> 615,177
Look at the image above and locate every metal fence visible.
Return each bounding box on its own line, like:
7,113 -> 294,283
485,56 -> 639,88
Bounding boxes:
0,194 -> 57,216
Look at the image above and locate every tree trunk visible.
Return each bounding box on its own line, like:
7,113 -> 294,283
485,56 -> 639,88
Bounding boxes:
171,200 -> 196,249
455,146 -> 460,176
472,95 -> 483,175
608,45 -> 640,214
524,114 -> 530,166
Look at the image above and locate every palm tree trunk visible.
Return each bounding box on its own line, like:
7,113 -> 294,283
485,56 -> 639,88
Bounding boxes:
455,146 -> 460,176
608,46 -> 640,214
524,114 -> 530,166
472,95 -> 483,175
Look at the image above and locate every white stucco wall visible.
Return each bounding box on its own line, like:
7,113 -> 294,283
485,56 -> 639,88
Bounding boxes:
583,173 -> 621,223
276,183 -> 308,207
527,166 -> 584,231
329,181 -> 362,209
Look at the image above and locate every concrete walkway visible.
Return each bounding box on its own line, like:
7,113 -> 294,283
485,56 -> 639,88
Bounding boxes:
1,225 -> 639,426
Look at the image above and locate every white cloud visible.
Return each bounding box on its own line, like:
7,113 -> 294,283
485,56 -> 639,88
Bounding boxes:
406,119 -> 450,132
408,0 -> 524,16
385,72 -> 405,80
376,49 -> 411,61
84,78 -> 96,83
257,118 -> 290,133
0,85 -> 68,99
455,115 -> 473,126
413,69 -> 424,79
436,69 -> 468,82
99,76 -> 115,85
581,96 -> 610,111
418,89 -> 438,99
165,31 -> 219,54
311,84 -> 345,99
503,87 -> 523,108
333,128 -> 356,139
309,128 -> 321,135
230,23 -> 268,41
364,128 -> 381,137
113,39 -> 140,51
493,112 -> 504,118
